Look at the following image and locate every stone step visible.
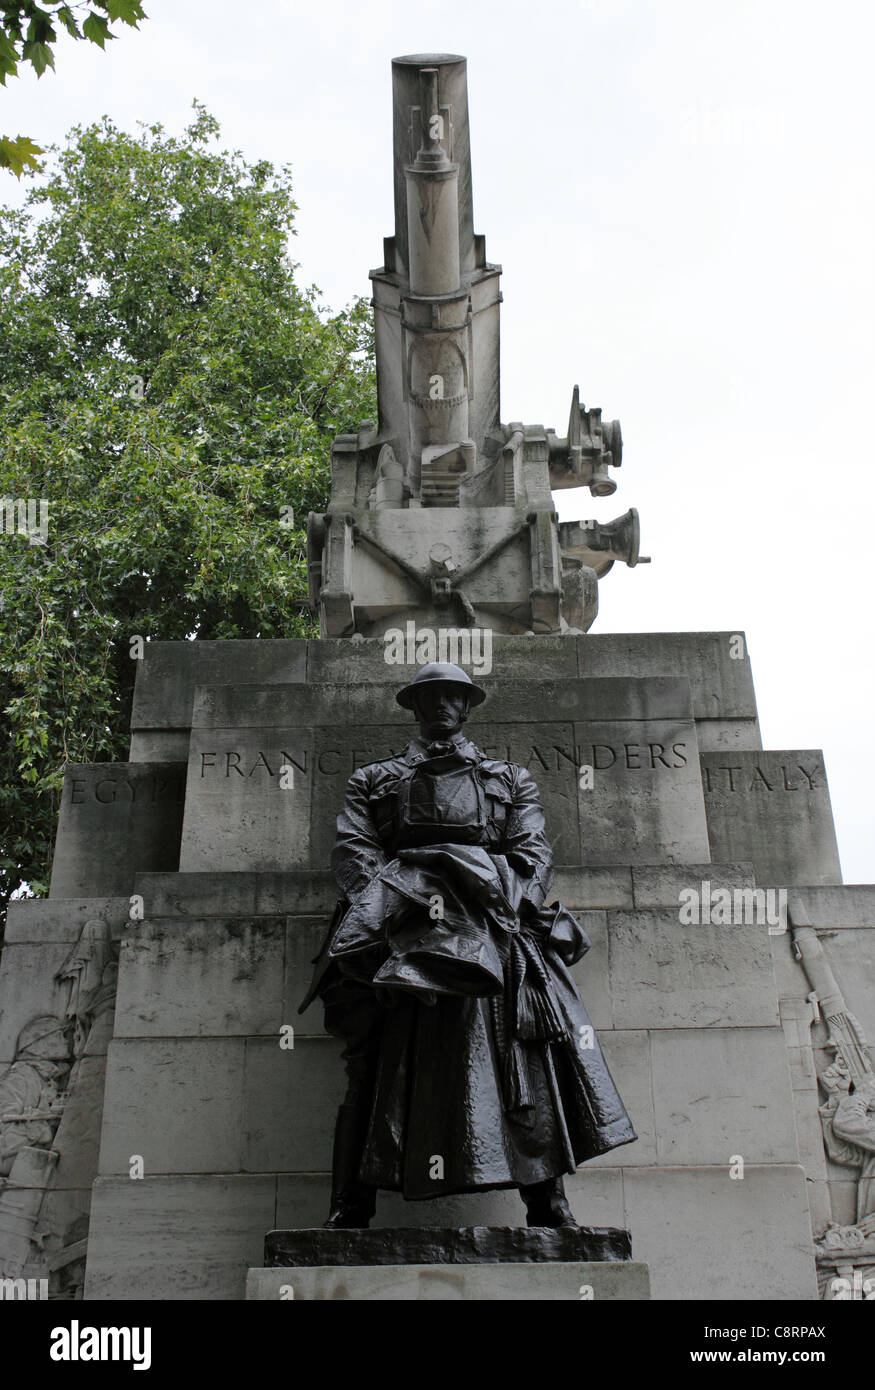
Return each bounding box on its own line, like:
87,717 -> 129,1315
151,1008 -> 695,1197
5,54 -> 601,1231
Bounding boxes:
130,864 -> 759,918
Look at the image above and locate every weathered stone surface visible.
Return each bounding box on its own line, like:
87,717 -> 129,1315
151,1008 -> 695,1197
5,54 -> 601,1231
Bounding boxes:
3,896 -> 129,944
574,715 -> 709,864
129,638 -> 308,758
97,1038 -> 247,1176
113,919 -> 287,1038
630,862 -> 755,908
306,634 -> 580,687
786,885 -> 875,928
129,632 -> 759,747
650,1028 -> 798,1163
133,871 -> 338,918
553,865 -> 633,908
128,632 -> 758,728
49,763 -> 186,898
622,1165 -> 818,1300
701,750 -> 842,886
264,1224 -> 632,1266
241,1037 -> 343,1173
101,911 -> 333,1040
192,675 -> 691,728
695,718 -> 761,752
180,729 -> 313,872
576,631 -> 758,714
246,1259 -> 651,1300
606,910 -> 779,1029
84,1175 -> 276,1300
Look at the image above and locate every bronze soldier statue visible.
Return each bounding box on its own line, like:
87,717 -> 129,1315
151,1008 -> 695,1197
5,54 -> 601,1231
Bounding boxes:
300,662 -> 636,1228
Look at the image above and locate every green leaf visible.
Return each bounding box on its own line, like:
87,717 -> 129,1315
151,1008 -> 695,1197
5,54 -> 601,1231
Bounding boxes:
26,13 -> 56,45
56,7 -> 82,40
0,135 -> 44,176
82,12 -> 113,46
102,0 -> 147,24
21,40 -> 55,77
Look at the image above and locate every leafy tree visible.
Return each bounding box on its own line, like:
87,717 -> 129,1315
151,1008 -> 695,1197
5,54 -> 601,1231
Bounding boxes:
0,103 -> 376,932
1,2 -> 147,174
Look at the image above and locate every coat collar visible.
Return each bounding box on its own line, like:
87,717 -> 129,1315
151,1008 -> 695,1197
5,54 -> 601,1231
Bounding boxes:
403,732 -> 479,764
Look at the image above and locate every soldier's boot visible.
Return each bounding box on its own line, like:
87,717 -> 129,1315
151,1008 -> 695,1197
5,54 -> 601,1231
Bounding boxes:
323,1101 -> 377,1229
519,1175 -> 578,1228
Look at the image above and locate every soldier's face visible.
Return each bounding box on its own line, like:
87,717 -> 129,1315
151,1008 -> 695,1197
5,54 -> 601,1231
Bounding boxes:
412,686 -> 470,738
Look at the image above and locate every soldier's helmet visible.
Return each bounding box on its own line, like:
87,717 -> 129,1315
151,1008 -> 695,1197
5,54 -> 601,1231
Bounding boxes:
396,662 -> 487,710
16,1015 -> 71,1060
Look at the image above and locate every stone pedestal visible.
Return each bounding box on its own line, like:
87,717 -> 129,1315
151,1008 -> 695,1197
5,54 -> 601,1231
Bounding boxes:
246,1224 -> 650,1300
246,1261 -> 650,1301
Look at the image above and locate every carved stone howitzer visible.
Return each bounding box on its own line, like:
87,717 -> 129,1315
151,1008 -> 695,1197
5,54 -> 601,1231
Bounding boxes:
307,54 -> 648,637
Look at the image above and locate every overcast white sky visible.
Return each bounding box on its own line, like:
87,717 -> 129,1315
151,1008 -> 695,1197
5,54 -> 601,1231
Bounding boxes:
5,0 -> 874,880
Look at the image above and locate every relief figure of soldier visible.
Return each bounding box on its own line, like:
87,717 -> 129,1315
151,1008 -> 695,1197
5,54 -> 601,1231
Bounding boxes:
300,662 -> 636,1227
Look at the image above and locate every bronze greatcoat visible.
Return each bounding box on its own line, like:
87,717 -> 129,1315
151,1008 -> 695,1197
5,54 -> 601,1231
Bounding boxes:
301,731 -> 636,1199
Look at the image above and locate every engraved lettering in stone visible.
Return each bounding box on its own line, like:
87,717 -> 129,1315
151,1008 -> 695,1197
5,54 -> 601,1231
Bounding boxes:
71,780 -> 86,804
705,762 -> 820,793
195,743 -> 692,781
554,746 -> 581,768
750,766 -> 774,790
152,776 -> 183,803
87,775 -> 180,802
592,744 -> 616,770
281,751 -> 309,777
649,743 -> 670,768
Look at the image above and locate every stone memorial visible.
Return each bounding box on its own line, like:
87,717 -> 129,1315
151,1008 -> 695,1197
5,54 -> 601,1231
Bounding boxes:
0,52 -> 871,1303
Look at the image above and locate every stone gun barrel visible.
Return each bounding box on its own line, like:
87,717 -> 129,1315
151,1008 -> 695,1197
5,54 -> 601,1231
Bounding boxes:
405,68 -> 461,297
390,53 -> 476,278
